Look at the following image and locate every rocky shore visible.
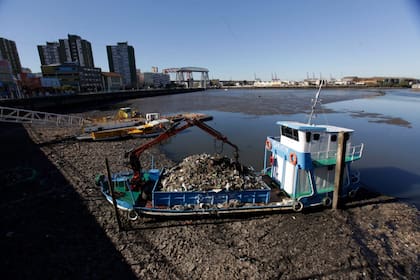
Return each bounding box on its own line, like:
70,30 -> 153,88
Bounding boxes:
1,122 -> 419,279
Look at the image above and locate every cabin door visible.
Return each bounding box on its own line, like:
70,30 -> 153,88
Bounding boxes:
273,154 -> 284,185
283,160 -> 296,195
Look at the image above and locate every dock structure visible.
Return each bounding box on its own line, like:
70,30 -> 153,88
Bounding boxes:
333,131 -> 349,209
0,106 -> 84,127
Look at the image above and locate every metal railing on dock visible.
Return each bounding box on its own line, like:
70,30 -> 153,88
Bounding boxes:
0,106 -> 84,127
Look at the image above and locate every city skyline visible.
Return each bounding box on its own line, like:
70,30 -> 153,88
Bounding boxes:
37,34 -> 95,68
1,0 -> 420,81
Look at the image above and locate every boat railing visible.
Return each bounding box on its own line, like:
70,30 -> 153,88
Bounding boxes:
347,144 -> 364,160
311,143 -> 364,165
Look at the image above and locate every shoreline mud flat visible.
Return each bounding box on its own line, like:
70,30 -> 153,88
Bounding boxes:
1,122 -> 418,279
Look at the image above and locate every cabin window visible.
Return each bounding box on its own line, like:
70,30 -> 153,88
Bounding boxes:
331,135 -> 337,142
281,126 -> 299,141
313,133 -> 320,141
306,132 -> 311,143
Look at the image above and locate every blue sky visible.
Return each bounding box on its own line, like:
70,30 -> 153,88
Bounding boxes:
1,0 -> 420,80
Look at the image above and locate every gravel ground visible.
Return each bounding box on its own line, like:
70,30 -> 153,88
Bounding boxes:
0,122 -> 419,280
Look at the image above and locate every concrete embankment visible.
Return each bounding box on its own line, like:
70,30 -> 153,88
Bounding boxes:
0,88 -> 204,111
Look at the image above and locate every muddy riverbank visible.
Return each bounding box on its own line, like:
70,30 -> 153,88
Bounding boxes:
1,122 -> 418,279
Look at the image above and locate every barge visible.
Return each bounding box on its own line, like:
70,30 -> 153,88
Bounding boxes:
96,84 -> 364,219
78,107 -> 212,141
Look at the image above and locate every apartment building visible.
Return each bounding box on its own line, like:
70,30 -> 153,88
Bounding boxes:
0,37 -> 22,75
106,42 -> 137,88
37,42 -> 61,65
38,34 -> 95,67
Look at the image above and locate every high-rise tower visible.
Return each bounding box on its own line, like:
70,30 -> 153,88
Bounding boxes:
38,34 -> 94,67
0,37 -> 22,75
37,42 -> 62,65
106,42 -> 137,88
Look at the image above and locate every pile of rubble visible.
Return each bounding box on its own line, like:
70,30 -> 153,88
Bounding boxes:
160,153 -> 267,192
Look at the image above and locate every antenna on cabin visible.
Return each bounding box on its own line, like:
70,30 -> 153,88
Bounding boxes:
307,80 -> 323,125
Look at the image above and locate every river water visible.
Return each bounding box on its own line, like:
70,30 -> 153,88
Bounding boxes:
123,88 -> 420,208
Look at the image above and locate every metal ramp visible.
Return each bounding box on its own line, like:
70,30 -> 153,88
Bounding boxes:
0,106 -> 84,127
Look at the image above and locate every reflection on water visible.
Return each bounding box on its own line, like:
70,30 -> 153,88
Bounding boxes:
121,88 -> 420,208
323,89 -> 420,208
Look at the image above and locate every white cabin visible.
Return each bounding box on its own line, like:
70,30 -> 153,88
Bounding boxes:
264,121 -> 363,208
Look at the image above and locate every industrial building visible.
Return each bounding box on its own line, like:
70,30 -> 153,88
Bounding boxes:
41,63 -> 102,92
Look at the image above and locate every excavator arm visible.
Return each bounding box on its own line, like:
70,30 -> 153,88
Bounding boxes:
125,118 -> 239,190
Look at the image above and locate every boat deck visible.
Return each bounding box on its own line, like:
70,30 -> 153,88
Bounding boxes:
102,172 -> 294,216
312,155 -> 362,166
